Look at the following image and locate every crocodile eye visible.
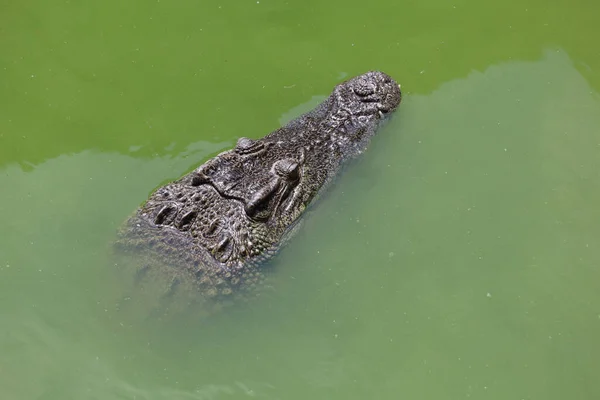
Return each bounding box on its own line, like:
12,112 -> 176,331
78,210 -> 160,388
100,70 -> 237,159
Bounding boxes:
235,136 -> 264,155
236,137 -> 254,150
273,159 -> 299,181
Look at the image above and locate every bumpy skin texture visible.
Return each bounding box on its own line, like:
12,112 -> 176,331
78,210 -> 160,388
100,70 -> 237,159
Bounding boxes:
115,71 -> 401,304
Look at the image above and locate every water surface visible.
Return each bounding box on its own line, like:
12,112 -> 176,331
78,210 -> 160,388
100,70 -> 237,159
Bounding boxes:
1,0 -> 600,399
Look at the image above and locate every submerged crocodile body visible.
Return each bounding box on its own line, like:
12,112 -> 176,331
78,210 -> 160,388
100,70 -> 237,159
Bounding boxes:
115,71 -> 401,309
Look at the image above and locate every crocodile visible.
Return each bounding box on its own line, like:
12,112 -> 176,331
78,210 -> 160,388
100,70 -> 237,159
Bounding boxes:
114,71 -> 401,314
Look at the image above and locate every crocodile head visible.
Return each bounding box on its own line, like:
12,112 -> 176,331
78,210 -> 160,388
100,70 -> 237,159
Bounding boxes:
336,70 -> 402,118
120,71 -> 402,287
327,71 -> 402,152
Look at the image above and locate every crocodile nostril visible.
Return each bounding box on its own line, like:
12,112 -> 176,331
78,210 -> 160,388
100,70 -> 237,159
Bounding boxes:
353,83 -> 376,97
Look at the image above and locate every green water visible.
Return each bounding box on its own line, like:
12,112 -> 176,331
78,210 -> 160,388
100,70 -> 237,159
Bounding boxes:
2,0 -> 600,398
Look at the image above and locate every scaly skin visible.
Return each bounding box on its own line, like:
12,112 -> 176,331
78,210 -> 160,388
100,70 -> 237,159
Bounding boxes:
114,71 -> 402,310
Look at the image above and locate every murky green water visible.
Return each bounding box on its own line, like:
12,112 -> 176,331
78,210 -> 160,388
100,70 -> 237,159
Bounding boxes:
2,0 -> 600,398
